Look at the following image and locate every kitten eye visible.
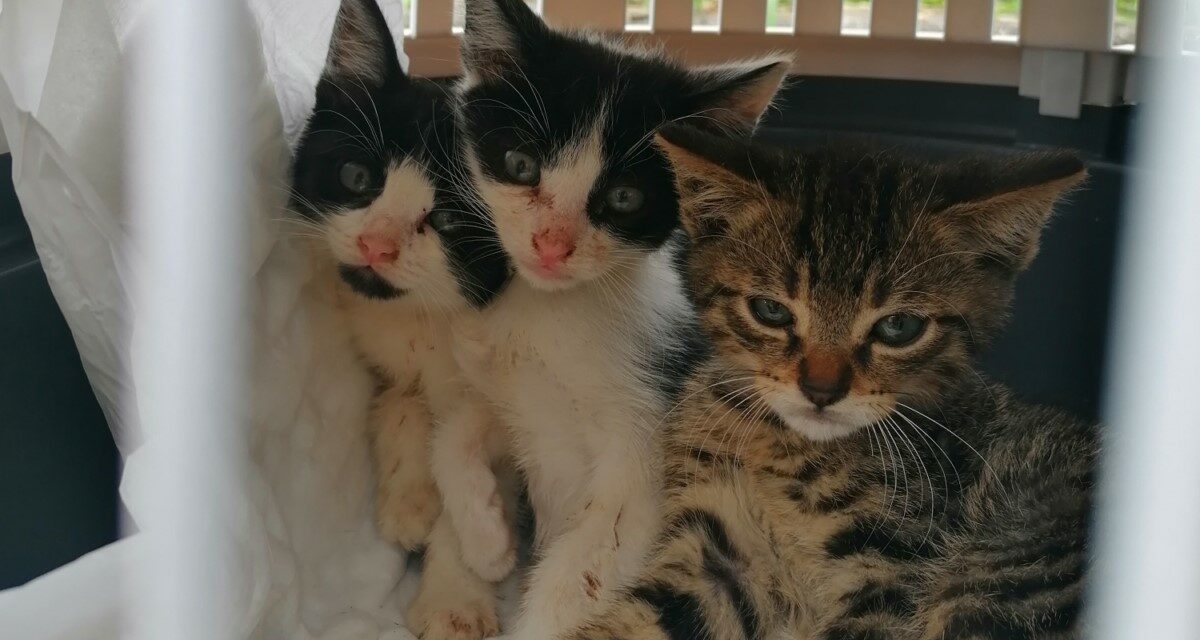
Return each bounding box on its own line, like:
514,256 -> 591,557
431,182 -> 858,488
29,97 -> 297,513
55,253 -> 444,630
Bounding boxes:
426,209 -> 459,234
338,160 -> 377,195
504,150 -> 541,185
605,185 -> 645,215
872,313 -> 928,347
748,297 -> 793,328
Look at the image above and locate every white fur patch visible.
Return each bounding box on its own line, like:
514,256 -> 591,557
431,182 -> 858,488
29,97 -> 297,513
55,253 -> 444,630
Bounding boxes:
467,115 -> 620,291
323,159 -> 463,299
451,245 -> 691,638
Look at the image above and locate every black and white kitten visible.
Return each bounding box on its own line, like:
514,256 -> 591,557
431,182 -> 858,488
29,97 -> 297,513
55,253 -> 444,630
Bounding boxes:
443,0 -> 790,637
290,1 -> 514,637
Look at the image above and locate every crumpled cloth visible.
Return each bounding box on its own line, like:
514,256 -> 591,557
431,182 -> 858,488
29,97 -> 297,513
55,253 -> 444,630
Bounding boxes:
0,1 -> 441,638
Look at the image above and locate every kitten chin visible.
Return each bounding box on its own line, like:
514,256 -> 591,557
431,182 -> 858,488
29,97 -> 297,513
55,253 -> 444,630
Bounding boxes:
766,395 -> 872,442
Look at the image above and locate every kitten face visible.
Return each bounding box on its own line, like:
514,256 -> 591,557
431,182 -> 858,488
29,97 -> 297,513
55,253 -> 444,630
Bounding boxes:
659,126 -> 1086,442
291,0 -> 508,308
456,0 -> 789,291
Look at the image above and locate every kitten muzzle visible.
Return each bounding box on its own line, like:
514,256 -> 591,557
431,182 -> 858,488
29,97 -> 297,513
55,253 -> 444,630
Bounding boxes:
531,227 -> 576,271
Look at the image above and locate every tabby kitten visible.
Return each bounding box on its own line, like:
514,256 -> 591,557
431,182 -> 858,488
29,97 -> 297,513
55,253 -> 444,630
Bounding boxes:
290,1 -> 514,638
445,0 -> 789,637
571,126 -> 1096,640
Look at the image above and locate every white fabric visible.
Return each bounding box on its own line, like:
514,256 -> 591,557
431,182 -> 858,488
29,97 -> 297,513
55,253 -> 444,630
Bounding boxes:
0,1 -> 432,638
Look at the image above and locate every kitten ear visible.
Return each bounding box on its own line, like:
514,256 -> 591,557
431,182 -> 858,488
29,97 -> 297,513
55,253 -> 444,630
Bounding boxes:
655,124 -> 767,238
461,0 -> 546,82
677,55 -> 792,134
322,0 -> 404,87
937,151 -> 1087,271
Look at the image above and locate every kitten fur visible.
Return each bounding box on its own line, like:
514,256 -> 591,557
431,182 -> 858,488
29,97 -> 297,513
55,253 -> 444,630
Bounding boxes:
448,0 -> 790,637
290,2 -> 516,638
570,126 -> 1096,640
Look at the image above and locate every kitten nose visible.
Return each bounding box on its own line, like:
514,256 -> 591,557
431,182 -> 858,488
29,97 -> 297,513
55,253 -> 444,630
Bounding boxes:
357,233 -> 399,266
800,349 -> 850,409
800,381 -> 848,409
532,229 -> 576,270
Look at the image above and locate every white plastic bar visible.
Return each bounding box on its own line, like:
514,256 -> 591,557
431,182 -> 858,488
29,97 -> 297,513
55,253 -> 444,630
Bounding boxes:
415,0 -> 456,36
541,0 -> 626,30
1135,0 -> 1185,56
1036,49 -> 1086,117
945,0 -> 993,43
1089,1 -> 1200,637
654,0 -> 694,31
1021,0 -> 1113,50
795,0 -> 843,35
722,0 -> 768,32
871,0 -> 919,38
126,0 -> 251,637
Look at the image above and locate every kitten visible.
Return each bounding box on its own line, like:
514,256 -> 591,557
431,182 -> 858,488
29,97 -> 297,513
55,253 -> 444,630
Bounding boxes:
570,126 -> 1096,640
446,0 -> 790,637
290,1 -> 515,638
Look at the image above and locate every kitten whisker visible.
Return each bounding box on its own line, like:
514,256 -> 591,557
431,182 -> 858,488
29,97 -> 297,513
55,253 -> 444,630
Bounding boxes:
888,405 -> 956,503
878,419 -> 911,535
895,402 -> 1012,505
885,414 -> 936,553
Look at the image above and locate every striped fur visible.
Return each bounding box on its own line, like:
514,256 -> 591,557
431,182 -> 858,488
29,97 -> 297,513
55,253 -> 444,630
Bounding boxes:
570,130 -> 1097,640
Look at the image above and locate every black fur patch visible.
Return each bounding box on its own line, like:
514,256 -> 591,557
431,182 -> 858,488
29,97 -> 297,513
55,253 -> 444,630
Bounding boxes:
812,480 -> 870,513
668,509 -> 741,562
700,545 -> 762,640
825,519 -> 938,561
841,582 -> 916,618
668,509 -> 760,639
337,264 -> 404,300
940,608 -> 1033,640
686,446 -> 741,469
942,566 -> 1082,601
821,627 -> 892,640
630,583 -> 715,640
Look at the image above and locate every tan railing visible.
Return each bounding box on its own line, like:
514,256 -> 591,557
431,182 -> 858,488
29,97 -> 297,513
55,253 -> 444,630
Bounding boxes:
403,0 -> 1172,117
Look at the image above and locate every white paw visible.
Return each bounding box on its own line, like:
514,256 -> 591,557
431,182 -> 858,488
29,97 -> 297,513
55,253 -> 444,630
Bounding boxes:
377,478 -> 441,549
408,594 -> 501,640
457,505 -> 516,582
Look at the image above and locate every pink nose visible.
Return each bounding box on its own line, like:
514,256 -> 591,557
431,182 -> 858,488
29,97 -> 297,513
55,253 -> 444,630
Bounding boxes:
532,230 -> 576,270
357,233 -> 399,265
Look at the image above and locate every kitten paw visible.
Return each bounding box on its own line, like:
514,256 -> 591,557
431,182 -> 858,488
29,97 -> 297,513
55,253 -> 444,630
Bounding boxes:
377,479 -> 441,549
408,596 -> 501,640
457,506 -> 517,582
460,533 -> 516,584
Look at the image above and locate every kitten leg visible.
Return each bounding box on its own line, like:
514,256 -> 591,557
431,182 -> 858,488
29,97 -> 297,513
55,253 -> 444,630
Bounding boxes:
372,383 -> 442,549
572,495 -> 783,640
409,513 -> 502,640
568,598 -> 670,640
508,437 -> 663,639
431,397 -> 515,582
816,586 -> 918,640
912,513 -> 1086,639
